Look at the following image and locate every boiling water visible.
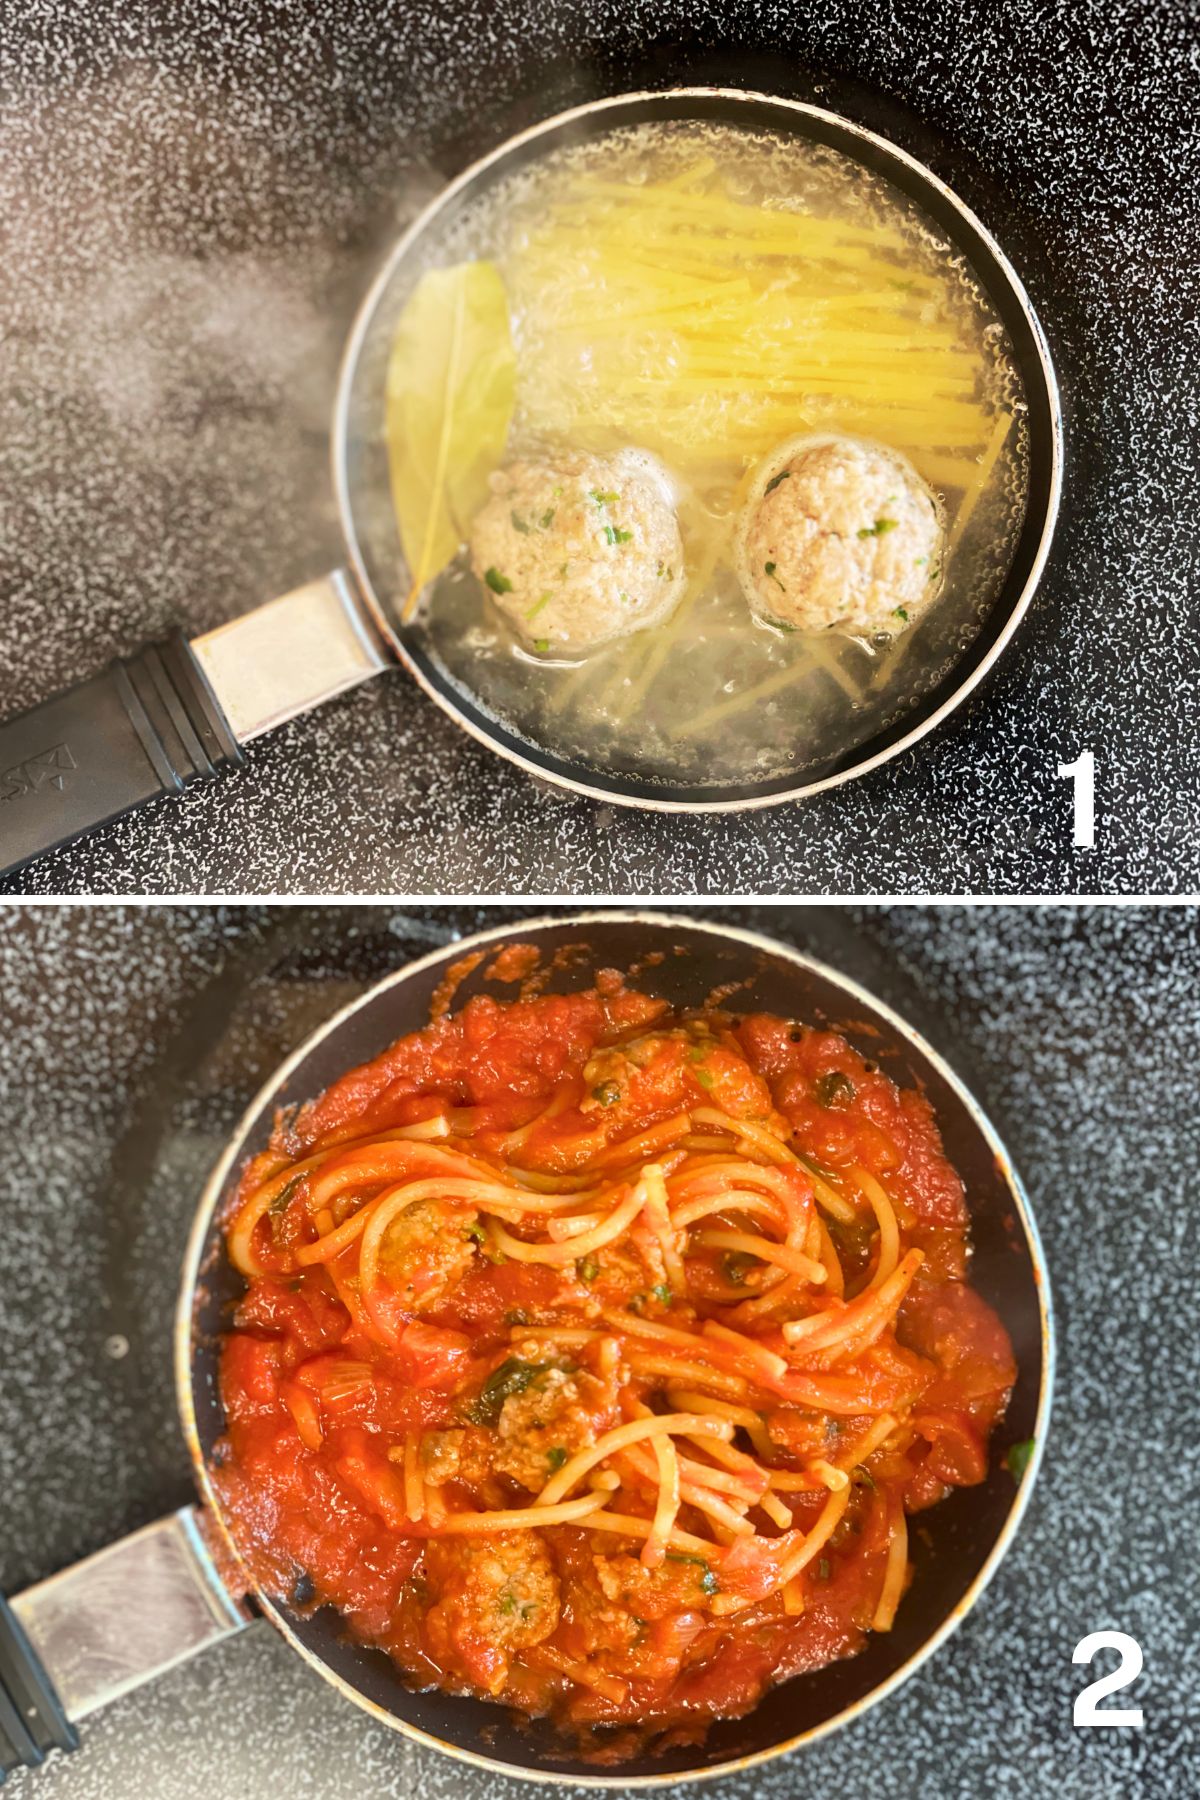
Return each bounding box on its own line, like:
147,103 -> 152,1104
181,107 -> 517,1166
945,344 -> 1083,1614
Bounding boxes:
398,120 -> 1029,791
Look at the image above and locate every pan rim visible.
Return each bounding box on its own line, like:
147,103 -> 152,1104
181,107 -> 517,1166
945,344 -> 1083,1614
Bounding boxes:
329,84 -> 1064,814
176,908 -> 1054,1786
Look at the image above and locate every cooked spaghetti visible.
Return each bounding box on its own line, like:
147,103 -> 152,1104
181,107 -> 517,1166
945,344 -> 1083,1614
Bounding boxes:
212,973 -> 1015,1753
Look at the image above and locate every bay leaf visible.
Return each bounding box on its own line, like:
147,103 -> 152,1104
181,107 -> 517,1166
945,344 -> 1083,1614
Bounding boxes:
384,260 -> 516,620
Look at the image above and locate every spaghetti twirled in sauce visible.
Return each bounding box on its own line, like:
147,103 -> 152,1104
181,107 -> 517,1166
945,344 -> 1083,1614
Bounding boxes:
213,974 -> 1015,1751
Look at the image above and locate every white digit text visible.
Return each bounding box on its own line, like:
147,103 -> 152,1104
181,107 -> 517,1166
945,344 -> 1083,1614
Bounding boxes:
1056,750 -> 1096,849
1072,1631 -> 1144,1729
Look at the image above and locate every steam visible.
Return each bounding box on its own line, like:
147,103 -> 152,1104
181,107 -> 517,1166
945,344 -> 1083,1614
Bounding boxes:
0,59 -> 442,639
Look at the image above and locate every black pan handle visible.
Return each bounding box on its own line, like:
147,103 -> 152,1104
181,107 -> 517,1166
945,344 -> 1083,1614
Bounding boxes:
0,1597 -> 78,1781
0,634 -> 243,879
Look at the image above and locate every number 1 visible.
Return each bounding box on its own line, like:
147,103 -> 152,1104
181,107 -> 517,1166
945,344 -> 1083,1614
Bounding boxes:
1056,751 -> 1096,849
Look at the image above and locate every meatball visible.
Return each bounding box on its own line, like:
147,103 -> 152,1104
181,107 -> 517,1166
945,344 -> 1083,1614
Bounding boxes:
469,450 -> 685,655
581,1026 -> 778,1128
492,1364 -> 618,1492
419,1427 -> 493,1490
423,1532 -> 560,1693
581,1033 -> 687,1124
594,1549 -> 718,1619
734,434 -> 945,636
377,1197 -> 476,1312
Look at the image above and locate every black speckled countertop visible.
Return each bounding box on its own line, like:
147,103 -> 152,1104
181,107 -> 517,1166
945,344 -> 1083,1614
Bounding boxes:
1,902 -> 1198,1797
0,0 -> 1196,897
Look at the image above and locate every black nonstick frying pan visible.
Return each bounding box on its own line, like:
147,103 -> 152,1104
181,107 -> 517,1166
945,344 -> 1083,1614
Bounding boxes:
0,86 -> 1062,875
0,912 -> 1052,1785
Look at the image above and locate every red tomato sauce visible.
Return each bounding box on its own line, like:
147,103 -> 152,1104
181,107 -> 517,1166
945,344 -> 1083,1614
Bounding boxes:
212,979 -> 1015,1755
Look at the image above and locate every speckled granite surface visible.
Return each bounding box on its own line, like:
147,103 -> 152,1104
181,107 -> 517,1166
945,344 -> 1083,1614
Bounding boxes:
0,0 -> 1196,896
1,902 -> 1197,1797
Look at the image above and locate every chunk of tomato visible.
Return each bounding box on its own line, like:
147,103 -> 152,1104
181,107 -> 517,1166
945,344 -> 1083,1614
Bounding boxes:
912,1407 -> 989,1486
393,1321 -> 472,1390
220,1333 -> 282,1418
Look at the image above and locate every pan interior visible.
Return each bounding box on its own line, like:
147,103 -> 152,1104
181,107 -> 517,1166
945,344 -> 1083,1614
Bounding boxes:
339,90 -> 1057,808
185,915 -> 1047,1783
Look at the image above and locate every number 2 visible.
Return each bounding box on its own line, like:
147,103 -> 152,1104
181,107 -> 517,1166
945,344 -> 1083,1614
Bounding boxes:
1056,750 -> 1096,849
1073,1631 -> 1144,1728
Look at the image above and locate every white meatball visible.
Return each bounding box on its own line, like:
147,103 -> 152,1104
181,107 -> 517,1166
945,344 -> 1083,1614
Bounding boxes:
734,434 -> 945,636
469,450 -> 685,655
